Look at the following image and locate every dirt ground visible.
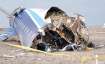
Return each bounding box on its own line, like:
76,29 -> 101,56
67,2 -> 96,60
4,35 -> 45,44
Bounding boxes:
0,27 -> 105,64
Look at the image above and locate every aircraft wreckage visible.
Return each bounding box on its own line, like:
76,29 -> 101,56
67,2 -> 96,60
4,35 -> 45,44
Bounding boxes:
0,6 -> 95,52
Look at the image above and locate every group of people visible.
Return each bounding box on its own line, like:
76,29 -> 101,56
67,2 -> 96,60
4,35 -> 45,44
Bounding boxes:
0,7 -> 94,52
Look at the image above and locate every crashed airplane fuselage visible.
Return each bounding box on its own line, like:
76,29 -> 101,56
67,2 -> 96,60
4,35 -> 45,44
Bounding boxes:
1,7 -> 94,52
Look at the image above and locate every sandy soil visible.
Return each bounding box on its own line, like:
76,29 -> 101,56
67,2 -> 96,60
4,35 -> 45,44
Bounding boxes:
0,27 -> 105,64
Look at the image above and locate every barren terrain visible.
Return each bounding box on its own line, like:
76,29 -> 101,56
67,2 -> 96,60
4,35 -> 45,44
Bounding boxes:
0,27 -> 105,64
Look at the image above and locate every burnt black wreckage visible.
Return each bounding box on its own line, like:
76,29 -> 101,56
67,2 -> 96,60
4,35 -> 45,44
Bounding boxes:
12,8 -> 74,52
32,27 -> 79,52
12,7 -> 94,52
32,6 -> 95,52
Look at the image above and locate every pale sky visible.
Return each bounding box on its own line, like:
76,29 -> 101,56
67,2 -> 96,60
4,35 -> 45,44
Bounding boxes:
0,0 -> 105,28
